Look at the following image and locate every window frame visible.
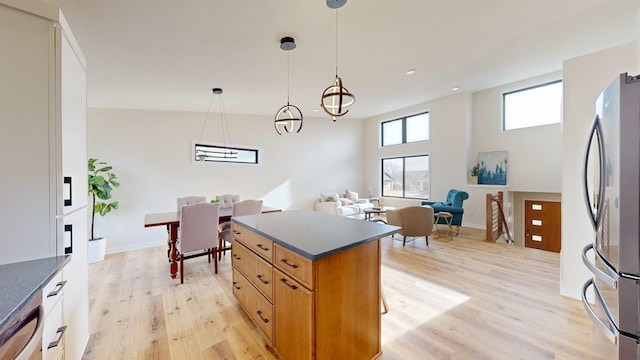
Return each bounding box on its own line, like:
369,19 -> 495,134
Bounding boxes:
381,111 -> 429,146
381,154 -> 430,200
502,79 -> 562,131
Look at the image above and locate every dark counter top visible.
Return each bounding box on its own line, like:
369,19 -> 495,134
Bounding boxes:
0,256 -> 70,330
232,210 -> 400,260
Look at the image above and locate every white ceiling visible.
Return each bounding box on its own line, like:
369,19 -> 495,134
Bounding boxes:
46,0 -> 638,120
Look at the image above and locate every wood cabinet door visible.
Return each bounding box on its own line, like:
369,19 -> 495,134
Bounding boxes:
274,268 -> 313,360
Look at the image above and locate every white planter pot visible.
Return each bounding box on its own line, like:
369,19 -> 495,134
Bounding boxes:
88,237 -> 107,264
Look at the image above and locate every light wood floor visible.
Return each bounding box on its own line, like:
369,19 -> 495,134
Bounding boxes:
82,228 -> 616,360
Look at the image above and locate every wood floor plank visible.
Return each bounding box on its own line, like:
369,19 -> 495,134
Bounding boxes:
83,228 -> 615,359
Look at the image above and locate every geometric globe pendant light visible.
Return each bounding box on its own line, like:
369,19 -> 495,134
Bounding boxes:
274,36 -> 303,135
321,0 -> 355,121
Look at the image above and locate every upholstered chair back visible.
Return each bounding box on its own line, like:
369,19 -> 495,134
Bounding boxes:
446,189 -> 470,208
216,194 -> 240,209
177,196 -> 206,212
178,202 -> 220,254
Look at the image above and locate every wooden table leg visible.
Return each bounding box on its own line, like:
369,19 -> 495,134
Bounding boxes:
168,224 -> 178,278
381,287 -> 389,315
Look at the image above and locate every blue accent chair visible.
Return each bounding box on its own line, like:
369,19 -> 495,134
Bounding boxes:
421,189 -> 469,235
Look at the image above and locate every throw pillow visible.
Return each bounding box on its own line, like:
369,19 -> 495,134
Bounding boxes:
345,189 -> 359,202
320,192 -> 330,202
326,193 -> 341,203
340,198 -> 354,206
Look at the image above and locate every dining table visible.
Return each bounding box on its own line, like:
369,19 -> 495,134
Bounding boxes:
144,205 -> 281,279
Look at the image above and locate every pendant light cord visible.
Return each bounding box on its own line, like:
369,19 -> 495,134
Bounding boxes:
198,93 -> 215,141
287,51 -> 290,104
219,95 -> 231,147
335,9 -> 339,77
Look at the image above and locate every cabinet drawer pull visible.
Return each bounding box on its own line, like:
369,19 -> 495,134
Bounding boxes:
256,310 -> 269,323
47,325 -> 67,349
233,230 -> 241,235
280,278 -> 298,290
256,244 -> 269,251
47,280 -> 67,297
257,274 -> 269,285
233,281 -> 241,290
280,259 -> 298,269
233,254 -> 241,260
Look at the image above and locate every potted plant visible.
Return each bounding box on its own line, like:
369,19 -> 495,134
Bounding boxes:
470,164 -> 480,185
88,158 -> 120,263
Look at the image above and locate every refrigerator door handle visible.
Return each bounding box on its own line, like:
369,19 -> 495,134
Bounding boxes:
581,243 -> 618,288
581,278 -> 619,344
582,115 -> 607,231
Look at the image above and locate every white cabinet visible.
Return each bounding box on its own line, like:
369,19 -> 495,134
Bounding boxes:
0,1 -> 89,358
42,272 -> 66,360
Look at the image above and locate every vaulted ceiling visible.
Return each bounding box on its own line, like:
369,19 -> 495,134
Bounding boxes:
47,0 -> 638,119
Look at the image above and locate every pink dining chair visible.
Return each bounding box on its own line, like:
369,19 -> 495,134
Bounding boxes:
219,199 -> 263,260
177,195 -> 206,212
177,202 -> 220,283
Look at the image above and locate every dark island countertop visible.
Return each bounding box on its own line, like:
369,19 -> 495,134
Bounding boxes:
232,210 -> 400,260
0,256 -> 70,330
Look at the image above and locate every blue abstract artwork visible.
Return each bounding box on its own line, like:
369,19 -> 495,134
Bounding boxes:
478,151 -> 507,185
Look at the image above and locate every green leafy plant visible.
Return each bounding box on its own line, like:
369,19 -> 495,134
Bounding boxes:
88,158 -> 120,240
470,164 -> 480,176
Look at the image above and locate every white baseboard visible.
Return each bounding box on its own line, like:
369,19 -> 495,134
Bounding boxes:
106,239 -> 165,255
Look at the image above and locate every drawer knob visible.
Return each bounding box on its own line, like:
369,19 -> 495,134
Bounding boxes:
257,274 -> 269,285
280,259 -> 299,269
47,280 -> 67,297
280,278 -> 298,290
233,230 -> 241,235
257,310 -> 269,323
256,244 -> 269,251
232,281 -> 241,290
233,254 -> 241,260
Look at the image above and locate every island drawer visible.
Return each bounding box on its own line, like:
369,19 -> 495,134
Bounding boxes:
232,241 -> 274,301
235,226 -> 273,263
231,223 -> 253,244
232,268 -> 273,343
274,244 -> 314,290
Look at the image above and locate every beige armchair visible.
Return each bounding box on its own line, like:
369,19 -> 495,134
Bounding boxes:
178,202 -> 220,283
386,206 -> 434,246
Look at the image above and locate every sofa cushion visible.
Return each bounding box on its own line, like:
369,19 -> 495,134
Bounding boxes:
340,198 -> 354,206
320,192 -> 340,203
345,189 -> 359,202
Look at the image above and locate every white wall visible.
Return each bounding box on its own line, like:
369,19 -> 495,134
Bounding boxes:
560,41 -> 636,299
362,92 -> 471,210
88,108 -> 365,253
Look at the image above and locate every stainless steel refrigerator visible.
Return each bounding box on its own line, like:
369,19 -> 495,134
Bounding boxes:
582,72 -> 640,359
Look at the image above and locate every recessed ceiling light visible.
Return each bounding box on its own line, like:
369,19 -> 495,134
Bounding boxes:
366,113 -> 371,116
405,69 -> 416,75
452,87 -> 460,91
313,109 -> 320,112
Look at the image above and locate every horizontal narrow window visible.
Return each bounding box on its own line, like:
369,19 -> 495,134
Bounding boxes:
194,143 -> 258,164
381,111 -> 429,146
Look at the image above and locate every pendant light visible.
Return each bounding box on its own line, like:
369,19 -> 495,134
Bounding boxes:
274,36 -> 303,135
321,0 -> 355,121
196,88 -> 237,161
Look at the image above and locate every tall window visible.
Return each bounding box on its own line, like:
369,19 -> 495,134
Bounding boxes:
503,80 -> 562,131
381,155 -> 429,199
381,112 -> 429,146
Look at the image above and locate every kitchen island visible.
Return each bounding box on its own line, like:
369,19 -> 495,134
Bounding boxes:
231,210 -> 400,360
